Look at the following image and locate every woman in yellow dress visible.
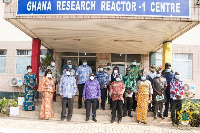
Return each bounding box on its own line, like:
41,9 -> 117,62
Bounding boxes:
135,73 -> 152,124
38,69 -> 55,120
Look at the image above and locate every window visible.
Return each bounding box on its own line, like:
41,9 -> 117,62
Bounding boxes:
16,50 -> 31,74
0,50 -> 7,73
155,53 -> 192,80
111,53 -> 125,62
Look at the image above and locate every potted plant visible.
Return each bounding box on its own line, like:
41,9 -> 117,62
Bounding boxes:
0,97 -> 9,116
18,93 -> 24,106
9,99 -> 19,116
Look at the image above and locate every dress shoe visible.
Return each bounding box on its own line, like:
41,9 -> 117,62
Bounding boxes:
85,117 -> 89,121
67,118 -> 71,121
102,108 -> 105,110
128,115 -> 133,118
61,117 -> 65,121
111,119 -> 115,123
93,118 -> 97,122
118,119 -> 121,123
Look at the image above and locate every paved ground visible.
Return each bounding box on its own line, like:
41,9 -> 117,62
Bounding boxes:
0,96 -> 199,133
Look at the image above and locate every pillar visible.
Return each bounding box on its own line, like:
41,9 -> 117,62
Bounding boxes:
162,41 -> 172,70
31,38 -> 41,88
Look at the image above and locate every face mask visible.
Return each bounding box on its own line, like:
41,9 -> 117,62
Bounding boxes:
83,62 -> 87,66
107,66 -> 111,69
66,71 -> 71,76
132,62 -> 136,65
47,74 -> 52,78
114,70 -> 118,74
175,75 -> 180,80
141,76 -> 146,81
68,65 -> 72,69
156,74 -> 161,77
27,69 -> 32,73
116,78 -> 121,82
90,76 -> 94,80
165,69 -> 171,73
51,62 -> 55,66
99,68 -> 104,71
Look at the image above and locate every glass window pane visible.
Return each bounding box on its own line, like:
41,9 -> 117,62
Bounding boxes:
40,50 -> 47,55
16,56 -> 31,74
0,57 -> 6,73
127,54 -> 141,62
79,53 -> 96,56
61,52 -> 78,56
0,50 -> 7,55
17,50 -> 32,55
111,54 -> 125,62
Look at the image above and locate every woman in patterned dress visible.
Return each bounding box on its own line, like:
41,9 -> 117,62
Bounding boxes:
135,73 -> 152,124
38,69 -> 55,119
23,66 -> 37,111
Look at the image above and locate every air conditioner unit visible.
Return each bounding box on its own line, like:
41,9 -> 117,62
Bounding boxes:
10,78 -> 23,87
183,83 -> 195,98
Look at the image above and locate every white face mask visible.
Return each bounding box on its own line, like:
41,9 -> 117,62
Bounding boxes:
114,70 -> 118,74
116,78 -> 121,82
90,76 -> 94,80
66,71 -> 71,76
51,62 -> 55,66
156,74 -> 161,77
175,75 -> 180,80
141,76 -> 146,81
27,69 -> 32,73
47,74 -> 52,78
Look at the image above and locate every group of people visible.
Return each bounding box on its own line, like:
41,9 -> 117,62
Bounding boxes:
23,59 -> 184,125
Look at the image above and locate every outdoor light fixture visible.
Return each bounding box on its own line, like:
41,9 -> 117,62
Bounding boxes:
120,53 -> 122,56
84,52 -> 87,55
3,0 -> 12,3
197,0 -> 200,5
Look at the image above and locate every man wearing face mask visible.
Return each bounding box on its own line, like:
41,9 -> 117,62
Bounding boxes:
95,65 -> 109,110
161,63 -> 174,75
170,72 -> 184,125
59,68 -> 77,121
47,59 -> 60,102
110,74 -> 125,123
83,73 -> 101,122
109,66 -> 122,110
130,59 -> 141,111
76,60 -> 92,109
152,70 -> 167,119
122,67 -> 136,117
63,59 -> 71,72
162,63 -> 174,117
63,62 -> 76,77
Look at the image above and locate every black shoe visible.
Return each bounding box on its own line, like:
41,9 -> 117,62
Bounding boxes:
67,118 -> 71,121
85,117 -> 89,121
128,115 -> 133,118
154,116 -> 157,119
93,118 -> 97,122
102,108 -> 105,110
78,106 -> 82,109
118,119 -> 121,123
61,117 -> 65,121
122,114 -> 126,117
53,99 -> 56,102
111,119 -> 115,123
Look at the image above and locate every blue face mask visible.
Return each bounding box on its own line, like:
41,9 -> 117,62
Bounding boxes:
99,68 -> 104,71
83,62 -> 87,66
156,74 -> 161,77
68,65 -> 72,69
165,69 -> 171,73
107,66 -> 111,69
141,76 -> 146,81
132,62 -> 136,65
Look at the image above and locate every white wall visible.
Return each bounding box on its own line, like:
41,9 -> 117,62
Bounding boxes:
0,1 -> 31,41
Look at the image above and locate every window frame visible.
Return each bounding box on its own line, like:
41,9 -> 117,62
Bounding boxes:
0,49 -> 7,74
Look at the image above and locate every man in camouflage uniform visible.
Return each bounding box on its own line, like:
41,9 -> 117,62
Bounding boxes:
47,59 -> 60,102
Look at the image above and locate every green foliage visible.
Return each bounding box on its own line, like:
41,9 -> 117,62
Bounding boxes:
40,53 -> 53,72
18,93 -> 24,97
0,97 -> 10,115
182,99 -> 200,127
9,99 -> 18,107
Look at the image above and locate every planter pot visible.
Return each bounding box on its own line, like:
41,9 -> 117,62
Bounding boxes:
9,106 -> 19,116
18,97 -> 24,105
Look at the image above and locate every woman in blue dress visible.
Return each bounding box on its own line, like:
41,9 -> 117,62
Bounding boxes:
23,65 -> 37,111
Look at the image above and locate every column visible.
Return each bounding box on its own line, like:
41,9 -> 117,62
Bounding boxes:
31,38 -> 41,88
162,41 -> 172,69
